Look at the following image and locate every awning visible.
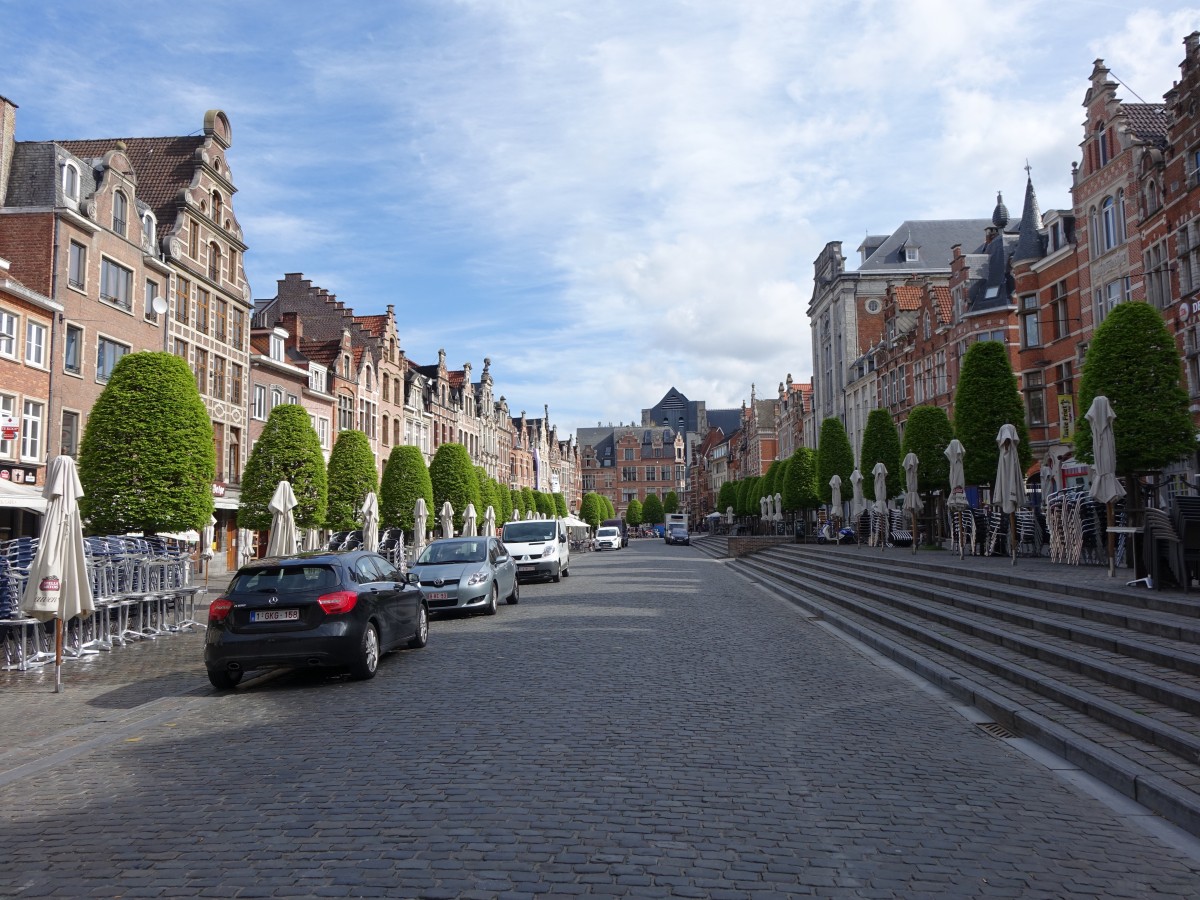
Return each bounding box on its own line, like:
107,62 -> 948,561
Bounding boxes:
0,479 -> 47,514
560,515 -> 590,529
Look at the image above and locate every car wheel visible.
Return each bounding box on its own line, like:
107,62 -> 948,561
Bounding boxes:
562,564 -> 570,577
207,667 -> 242,691
552,565 -> 562,583
349,621 -> 380,680
408,604 -> 429,649
484,582 -> 499,615
507,577 -> 520,605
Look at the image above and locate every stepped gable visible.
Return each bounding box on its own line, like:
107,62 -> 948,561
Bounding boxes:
355,314 -> 388,339
931,285 -> 953,324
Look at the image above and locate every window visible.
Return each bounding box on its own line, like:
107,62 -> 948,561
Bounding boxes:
1180,222 -> 1200,296
208,242 -> 221,282
271,387 -> 283,409
382,376 -> 390,402
0,310 -> 15,358
621,466 -> 638,482
100,258 -> 133,309
64,324 -> 82,374
358,398 -> 377,439
1049,281 -> 1069,341
269,333 -> 284,361
173,338 -> 188,360
645,466 -> 657,482
623,448 -> 634,461
142,212 -> 156,248
309,366 -> 326,394
175,277 -> 190,325
196,289 -> 210,334
61,411 -> 80,458
382,415 -> 390,446
228,427 -> 241,483
1019,295 -> 1040,348
1116,189 -> 1126,244
145,279 -> 161,321
112,190 -> 127,237
25,321 -> 46,367
68,242 -> 86,289
1089,206 -> 1100,256
338,395 -> 354,431
188,220 -> 199,258
317,416 -> 331,449
212,190 -> 224,223
62,162 -> 79,201
1024,371 -> 1045,427
96,336 -> 129,382
211,355 -> 225,401
20,400 -> 42,461
0,395 -> 13,458
215,298 -> 228,342
230,364 -> 243,406
1145,241 -> 1171,310
1102,197 -> 1117,251
230,308 -> 245,349
253,385 -> 267,420
213,426 -> 224,482
195,348 -> 208,395
1097,124 -> 1110,167
286,393 -> 298,405
228,248 -> 239,283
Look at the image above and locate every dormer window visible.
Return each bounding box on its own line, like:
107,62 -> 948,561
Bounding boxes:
62,162 -> 80,202
113,190 -> 128,237
142,211 -> 156,248
269,329 -> 286,361
905,247 -> 918,262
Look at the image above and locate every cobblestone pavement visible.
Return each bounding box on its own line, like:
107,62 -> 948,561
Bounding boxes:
4,541 -> 1200,897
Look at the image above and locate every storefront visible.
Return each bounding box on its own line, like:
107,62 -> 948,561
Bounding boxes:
0,466 -> 46,541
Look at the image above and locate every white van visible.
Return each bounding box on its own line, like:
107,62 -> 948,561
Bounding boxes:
595,526 -> 622,551
501,518 -> 571,582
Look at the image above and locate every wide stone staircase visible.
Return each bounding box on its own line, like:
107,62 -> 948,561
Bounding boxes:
692,535 -> 1200,837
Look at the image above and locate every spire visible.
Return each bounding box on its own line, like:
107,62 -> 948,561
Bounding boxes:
1013,170 -> 1045,263
991,191 -> 1009,229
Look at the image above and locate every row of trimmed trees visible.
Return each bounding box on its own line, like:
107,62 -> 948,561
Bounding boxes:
74,352 -> 569,539
716,302 -> 1196,526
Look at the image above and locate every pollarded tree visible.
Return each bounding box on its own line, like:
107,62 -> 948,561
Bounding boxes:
860,408 -> 903,501
497,479 -> 513,524
429,443 -> 481,533
953,340 -> 1031,487
735,476 -> 756,516
325,430 -> 378,531
521,487 -> 535,518
901,406 -> 954,494
238,403 -> 327,530
783,447 -> 819,514
663,491 -> 679,514
380,445 -> 434,535
642,492 -> 664,525
626,497 -> 643,527
475,467 -> 497,519
580,492 -> 603,529
510,487 -> 525,520
1075,301 -> 1196,481
554,493 -> 569,517
603,496 -> 616,519
79,352 -> 215,534
535,490 -> 555,517
816,418 -> 855,505
716,480 -> 739,515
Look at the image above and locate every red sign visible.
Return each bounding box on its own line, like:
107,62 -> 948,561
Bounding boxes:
0,413 -> 16,441
212,483 -> 226,497
39,576 -> 60,592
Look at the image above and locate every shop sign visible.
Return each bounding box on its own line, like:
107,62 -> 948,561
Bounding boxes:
0,414 -> 16,442
212,483 -> 226,497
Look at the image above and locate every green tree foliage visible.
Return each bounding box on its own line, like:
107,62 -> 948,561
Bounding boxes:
953,341 -> 1031,486
783,447 -> 820,513
901,406 -> 954,494
474,467 -> 497,518
735,477 -> 755,516
238,403 -> 327,530
535,490 -> 555,517
716,480 -> 739,514
816,418 -> 856,504
429,443 -> 481,533
642,492 -> 664,524
625,497 -> 643,526
663,491 -> 679,514
78,352 -> 216,534
603,495 -> 616,519
553,492 -> 568,517
325,430 -> 378,531
762,460 -> 784,500
860,409 -> 903,500
511,487 -> 525,520
380,445 -> 434,535
1075,302 -> 1197,477
580,492 -> 603,529
521,486 -> 535,518
495,479 -> 513,524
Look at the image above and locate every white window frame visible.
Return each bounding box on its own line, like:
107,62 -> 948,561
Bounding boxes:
253,385 -> 267,420
24,320 -> 46,367
309,365 -> 327,394
271,387 -> 283,409
20,399 -> 43,462
100,257 -> 133,310
269,333 -> 284,361
96,335 -> 130,382
62,162 -> 80,201
0,310 -> 16,359
0,394 -> 14,458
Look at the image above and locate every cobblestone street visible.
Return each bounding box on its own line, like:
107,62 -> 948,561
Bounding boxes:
4,541 -> 1200,897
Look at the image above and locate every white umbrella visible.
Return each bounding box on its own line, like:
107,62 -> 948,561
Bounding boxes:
303,528 -> 321,552
829,475 -> 842,521
21,456 -> 93,693
1086,395 -> 1126,577
872,462 -> 889,550
238,528 -> 256,563
995,424 -> 1026,565
902,452 -> 922,555
525,509 -> 535,520
463,502 -> 478,537
1043,448 -> 1066,496
726,505 -> 734,525
414,497 -> 429,558
360,491 -> 379,552
266,480 -> 300,558
760,496 -> 769,519
483,505 -> 497,537
441,500 -> 455,538
774,492 -> 783,523
850,468 -> 864,517
945,439 -> 970,560
200,514 -> 216,560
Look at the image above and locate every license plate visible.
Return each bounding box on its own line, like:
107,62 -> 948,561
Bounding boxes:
518,565 -> 535,573
425,592 -> 449,600
250,609 -> 299,622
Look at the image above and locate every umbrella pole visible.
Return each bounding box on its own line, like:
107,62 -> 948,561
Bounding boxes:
911,510 -> 918,555
54,617 -> 63,693
1107,501 -> 1116,577
1009,512 -> 1017,566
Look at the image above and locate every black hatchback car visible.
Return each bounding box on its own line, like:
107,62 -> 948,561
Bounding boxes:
204,550 -> 428,689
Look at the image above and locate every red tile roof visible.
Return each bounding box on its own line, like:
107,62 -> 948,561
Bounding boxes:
893,285 -> 923,310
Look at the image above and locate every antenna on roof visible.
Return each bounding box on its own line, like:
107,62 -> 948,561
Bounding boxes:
1108,70 -> 1148,104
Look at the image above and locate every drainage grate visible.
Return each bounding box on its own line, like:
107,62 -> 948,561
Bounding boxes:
977,721 -> 1016,740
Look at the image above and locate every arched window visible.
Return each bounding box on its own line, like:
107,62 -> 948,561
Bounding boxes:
113,190 -> 128,237
142,211 -> 157,248
1090,206 -> 1100,255
212,190 -> 224,223
1116,189 -> 1126,243
208,242 -> 222,281
1102,197 -> 1117,251
382,415 -> 390,445
1145,180 -> 1160,215
62,162 -> 80,201
382,377 -> 390,402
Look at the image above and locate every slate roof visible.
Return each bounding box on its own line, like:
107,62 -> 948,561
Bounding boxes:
705,408 -> 742,437
859,220 -> 991,271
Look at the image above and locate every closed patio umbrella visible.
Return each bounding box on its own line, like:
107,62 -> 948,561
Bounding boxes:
200,514 -> 217,587
945,439 -> 970,559
774,492 -> 783,523
483,505 -> 497,537
872,462 -> 889,550
303,528 -> 321,552
21,456 -> 93,693
829,475 -> 842,525
238,528 -> 256,563
441,500 -> 455,538
726,505 -> 734,526
360,492 -> 379,552
995,424 -> 1026,565
414,497 -> 429,558
463,503 -> 478,537
902,452 -> 923,555
850,468 -> 864,517
1086,395 -> 1126,577
266,480 -> 300,558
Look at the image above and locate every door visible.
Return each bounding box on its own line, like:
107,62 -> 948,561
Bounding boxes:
224,517 -> 238,571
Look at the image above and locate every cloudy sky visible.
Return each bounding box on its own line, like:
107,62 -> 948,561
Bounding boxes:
4,1 -> 1199,433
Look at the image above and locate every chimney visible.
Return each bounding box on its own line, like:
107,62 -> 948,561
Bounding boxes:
0,95 -> 17,208
281,311 -> 303,347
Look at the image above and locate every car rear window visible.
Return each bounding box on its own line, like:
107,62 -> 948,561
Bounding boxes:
232,565 -> 339,594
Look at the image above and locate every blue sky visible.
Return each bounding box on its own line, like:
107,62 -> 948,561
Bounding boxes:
4,1 -> 1199,433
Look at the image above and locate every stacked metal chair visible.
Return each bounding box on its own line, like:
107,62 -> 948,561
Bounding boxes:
0,537 -> 51,670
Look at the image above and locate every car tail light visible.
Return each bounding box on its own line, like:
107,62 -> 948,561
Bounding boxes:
318,590 -> 358,614
208,598 -> 233,624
